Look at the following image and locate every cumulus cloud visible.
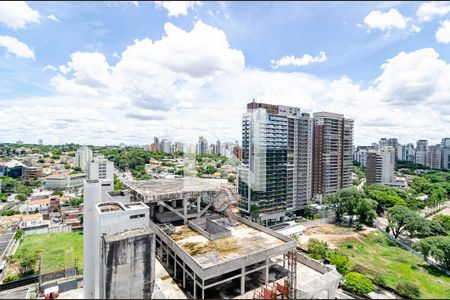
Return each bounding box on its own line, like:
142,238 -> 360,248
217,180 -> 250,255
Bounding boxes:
154,1 -> 201,17
0,1 -> 40,30
1,21 -> 449,146
52,20 -> 244,110
417,1 -> 450,22
363,8 -> 408,31
43,65 -> 57,72
0,35 -> 35,59
435,20 -> 450,43
47,14 -> 60,22
270,51 -> 327,69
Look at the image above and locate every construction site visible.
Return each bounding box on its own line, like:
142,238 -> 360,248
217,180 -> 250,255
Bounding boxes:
123,177 -> 341,299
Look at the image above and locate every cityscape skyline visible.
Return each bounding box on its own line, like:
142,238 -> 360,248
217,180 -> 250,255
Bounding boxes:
1,2 -> 450,145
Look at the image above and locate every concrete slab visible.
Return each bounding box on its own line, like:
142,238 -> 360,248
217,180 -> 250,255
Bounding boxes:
155,258 -> 188,299
58,287 -> 83,299
170,218 -> 285,269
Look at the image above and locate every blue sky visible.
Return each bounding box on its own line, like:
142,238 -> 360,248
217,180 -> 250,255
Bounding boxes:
0,1 -> 450,146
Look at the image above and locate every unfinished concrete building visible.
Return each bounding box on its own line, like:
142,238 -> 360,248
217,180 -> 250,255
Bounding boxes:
83,180 -> 155,299
123,177 -> 298,299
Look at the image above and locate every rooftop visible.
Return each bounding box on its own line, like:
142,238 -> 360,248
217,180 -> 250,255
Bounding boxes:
125,177 -> 228,202
168,217 -> 287,269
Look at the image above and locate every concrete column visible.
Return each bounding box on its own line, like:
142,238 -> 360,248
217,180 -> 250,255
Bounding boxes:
183,262 -> 186,288
193,274 -> 197,299
283,254 -> 286,268
265,259 -> 269,285
174,253 -> 177,278
150,205 -> 155,218
202,279 -> 205,299
183,198 -> 188,224
197,196 -> 201,216
241,266 -> 245,295
159,204 -> 164,213
172,199 -> 177,208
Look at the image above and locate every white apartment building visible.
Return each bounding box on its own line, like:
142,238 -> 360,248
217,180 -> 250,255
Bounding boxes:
88,156 -> 114,181
75,146 -> 93,172
442,138 -> 450,170
367,146 -> 395,185
415,140 -> 428,166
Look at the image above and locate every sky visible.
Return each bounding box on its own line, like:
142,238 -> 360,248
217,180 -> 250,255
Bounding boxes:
0,1 -> 450,146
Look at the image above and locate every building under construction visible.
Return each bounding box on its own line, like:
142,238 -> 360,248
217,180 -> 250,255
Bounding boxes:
124,178 -> 298,299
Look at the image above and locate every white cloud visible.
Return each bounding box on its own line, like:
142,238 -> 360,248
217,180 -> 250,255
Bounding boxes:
43,65 -> 57,72
154,1 -> 200,17
0,35 -> 35,59
363,8 -> 408,31
410,25 -> 421,33
270,51 -> 327,69
417,1 -> 450,22
1,22 -> 450,146
436,20 -> 450,43
47,14 -> 60,22
0,1 -> 40,30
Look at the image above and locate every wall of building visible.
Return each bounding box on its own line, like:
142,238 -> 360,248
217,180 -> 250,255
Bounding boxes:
102,229 -> 155,299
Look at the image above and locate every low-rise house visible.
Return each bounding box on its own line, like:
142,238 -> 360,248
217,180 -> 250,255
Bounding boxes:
0,215 -> 22,230
20,213 -> 44,229
27,198 -> 51,213
43,172 -> 86,189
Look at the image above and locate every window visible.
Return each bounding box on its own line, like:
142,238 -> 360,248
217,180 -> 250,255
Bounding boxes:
130,214 -> 145,219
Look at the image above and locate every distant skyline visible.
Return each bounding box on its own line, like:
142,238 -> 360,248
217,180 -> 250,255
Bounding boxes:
1,1 -> 450,145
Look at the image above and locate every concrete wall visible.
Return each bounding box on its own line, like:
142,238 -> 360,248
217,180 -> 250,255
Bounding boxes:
102,229 -> 155,299
188,218 -> 231,241
24,225 -> 71,236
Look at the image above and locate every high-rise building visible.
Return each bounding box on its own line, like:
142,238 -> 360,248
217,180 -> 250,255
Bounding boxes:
441,138 -> 450,170
312,112 -> 353,202
75,146 -> 93,172
216,140 -> 221,156
354,146 -> 370,168
379,138 -> 388,147
366,146 -> 395,185
174,142 -> 184,153
427,144 -> 441,169
238,101 -> 313,224
38,139 -> 43,145
415,140 -> 428,166
387,138 -> 401,161
233,144 -> 242,160
160,139 -> 171,153
88,156 -> 114,181
154,137 -> 159,145
197,137 -> 208,155
401,143 -> 415,162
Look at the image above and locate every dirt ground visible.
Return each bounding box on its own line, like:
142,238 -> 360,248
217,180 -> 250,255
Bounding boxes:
299,223 -> 377,249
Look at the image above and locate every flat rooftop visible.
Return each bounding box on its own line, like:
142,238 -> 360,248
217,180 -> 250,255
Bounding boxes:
169,217 -> 285,269
124,177 -> 228,202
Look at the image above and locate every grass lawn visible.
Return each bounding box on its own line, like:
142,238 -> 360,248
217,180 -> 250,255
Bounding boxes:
12,231 -> 83,275
338,231 -> 450,299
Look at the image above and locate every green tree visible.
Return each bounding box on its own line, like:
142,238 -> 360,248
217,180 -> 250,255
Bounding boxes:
356,198 -> 377,226
327,250 -> 350,274
414,236 -> 450,269
396,282 -> 421,298
387,205 -> 418,238
0,193 -> 7,202
307,238 -> 329,260
16,193 -> 27,202
52,190 -> 64,196
342,272 -> 375,295
227,175 -> 236,184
